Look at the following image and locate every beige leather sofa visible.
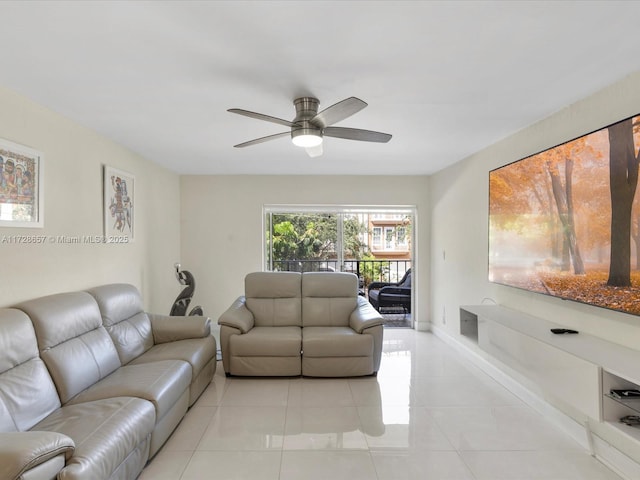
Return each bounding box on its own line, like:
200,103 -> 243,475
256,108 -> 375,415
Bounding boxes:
218,271 -> 383,377
0,283 -> 216,480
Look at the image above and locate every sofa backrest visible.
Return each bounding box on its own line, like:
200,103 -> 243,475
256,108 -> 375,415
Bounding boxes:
301,272 -> 358,327
399,269 -> 412,288
0,309 -> 62,432
16,291 -> 121,405
87,283 -> 154,365
245,272 -> 302,327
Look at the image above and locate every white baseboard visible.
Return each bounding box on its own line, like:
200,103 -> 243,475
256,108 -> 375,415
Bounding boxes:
430,323 -> 640,480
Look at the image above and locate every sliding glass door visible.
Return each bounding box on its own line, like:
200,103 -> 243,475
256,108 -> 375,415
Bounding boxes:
264,205 -> 415,325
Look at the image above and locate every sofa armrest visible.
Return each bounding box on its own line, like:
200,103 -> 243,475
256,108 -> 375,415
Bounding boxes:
350,297 -> 384,333
0,431 -> 74,480
367,281 -> 392,291
379,286 -> 411,297
148,313 -> 212,344
218,296 -> 255,334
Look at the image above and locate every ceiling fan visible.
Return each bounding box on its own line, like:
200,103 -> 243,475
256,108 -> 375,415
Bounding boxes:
228,96 -> 392,157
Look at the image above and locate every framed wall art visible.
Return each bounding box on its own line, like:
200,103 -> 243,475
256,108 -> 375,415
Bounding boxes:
103,165 -> 134,242
0,138 -> 44,228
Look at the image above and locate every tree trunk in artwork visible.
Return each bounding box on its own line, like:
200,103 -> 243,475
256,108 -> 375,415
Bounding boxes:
564,158 -> 585,274
535,178 -> 562,263
561,236 -> 570,272
547,159 -> 585,274
607,118 -> 639,287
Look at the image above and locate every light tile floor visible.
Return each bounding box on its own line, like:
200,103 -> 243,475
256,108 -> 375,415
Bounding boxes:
140,329 -> 623,480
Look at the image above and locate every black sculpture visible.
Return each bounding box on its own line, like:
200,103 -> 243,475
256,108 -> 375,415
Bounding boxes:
170,263 -> 204,316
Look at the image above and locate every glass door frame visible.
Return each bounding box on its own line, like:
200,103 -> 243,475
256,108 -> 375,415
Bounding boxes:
263,204 -> 417,326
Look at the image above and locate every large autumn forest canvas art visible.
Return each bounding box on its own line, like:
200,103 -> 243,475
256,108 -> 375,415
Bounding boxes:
489,114 -> 640,316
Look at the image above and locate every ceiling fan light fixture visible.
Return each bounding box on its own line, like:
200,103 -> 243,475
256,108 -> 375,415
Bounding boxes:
291,128 -> 323,148
292,134 -> 323,147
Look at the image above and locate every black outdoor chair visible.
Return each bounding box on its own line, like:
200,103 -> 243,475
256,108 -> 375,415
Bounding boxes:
367,268 -> 412,313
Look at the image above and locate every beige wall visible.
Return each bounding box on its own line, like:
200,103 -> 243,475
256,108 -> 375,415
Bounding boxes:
0,86 -> 181,311
180,175 -> 430,330
430,71 -> 640,350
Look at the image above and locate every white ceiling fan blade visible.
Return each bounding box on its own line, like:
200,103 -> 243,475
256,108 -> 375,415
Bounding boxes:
305,143 -> 323,158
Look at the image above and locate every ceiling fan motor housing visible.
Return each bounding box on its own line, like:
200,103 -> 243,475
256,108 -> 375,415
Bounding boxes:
293,97 -> 320,121
291,97 -> 323,144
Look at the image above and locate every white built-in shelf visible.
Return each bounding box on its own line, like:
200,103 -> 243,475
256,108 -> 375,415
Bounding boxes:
604,394 -> 640,414
459,305 -> 640,385
602,370 -> 640,441
460,305 -> 640,441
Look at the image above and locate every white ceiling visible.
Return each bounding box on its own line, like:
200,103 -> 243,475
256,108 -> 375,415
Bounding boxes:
1,1 -> 639,175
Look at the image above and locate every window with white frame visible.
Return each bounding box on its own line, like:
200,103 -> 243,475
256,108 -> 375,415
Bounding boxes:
385,227 -> 394,249
397,226 -> 407,247
372,227 -> 382,248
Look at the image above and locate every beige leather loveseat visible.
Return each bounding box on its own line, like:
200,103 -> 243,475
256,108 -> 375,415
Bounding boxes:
218,271 -> 383,377
0,283 -> 216,480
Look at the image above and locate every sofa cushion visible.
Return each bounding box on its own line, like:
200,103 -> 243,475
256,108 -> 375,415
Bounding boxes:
302,326 -> 373,357
245,272 -> 302,327
16,292 -> 122,404
87,284 -> 154,365
301,272 -> 358,327
34,397 -> 155,480
66,359 -> 190,421
0,309 -> 62,432
0,358 -> 62,433
229,326 -> 302,357
128,337 -> 217,382
0,309 -> 39,374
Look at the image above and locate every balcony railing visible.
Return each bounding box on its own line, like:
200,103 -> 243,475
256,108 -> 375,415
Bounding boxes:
271,259 -> 411,287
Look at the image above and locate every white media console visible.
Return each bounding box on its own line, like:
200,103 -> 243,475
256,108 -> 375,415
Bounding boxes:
459,305 -> 640,475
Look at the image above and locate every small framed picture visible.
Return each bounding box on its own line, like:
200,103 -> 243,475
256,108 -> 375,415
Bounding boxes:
103,165 -> 134,242
0,138 -> 44,228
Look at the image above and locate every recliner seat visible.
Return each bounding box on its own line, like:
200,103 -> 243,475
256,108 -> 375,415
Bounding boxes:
218,271 -> 383,377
